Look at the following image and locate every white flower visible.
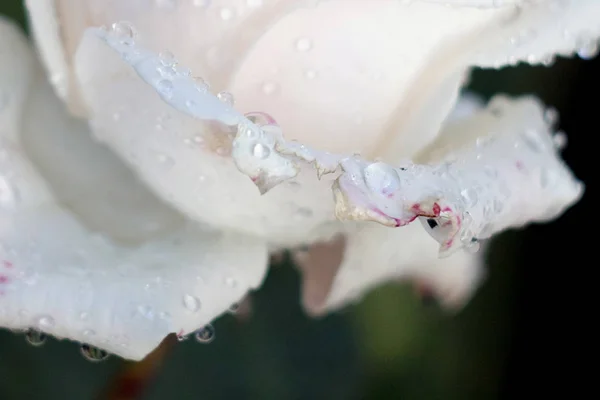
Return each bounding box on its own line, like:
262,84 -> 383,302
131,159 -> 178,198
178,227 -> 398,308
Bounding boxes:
0,0 -> 591,360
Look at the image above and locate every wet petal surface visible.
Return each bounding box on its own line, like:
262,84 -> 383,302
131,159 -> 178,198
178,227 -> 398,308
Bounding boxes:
0,20 -> 268,361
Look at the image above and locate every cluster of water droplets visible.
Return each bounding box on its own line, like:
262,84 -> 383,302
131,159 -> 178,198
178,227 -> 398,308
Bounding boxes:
23,329 -> 110,362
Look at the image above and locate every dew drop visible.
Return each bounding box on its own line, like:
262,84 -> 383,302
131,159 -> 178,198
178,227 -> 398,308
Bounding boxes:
159,311 -> 171,320
544,107 -> 559,127
224,276 -> 237,288
576,35 -> 599,60
363,162 -> 400,195
465,239 -> 481,254
194,324 -> 215,343
304,69 -> 318,79
220,7 -> 234,20
460,188 -> 478,208
137,304 -> 155,320
0,177 -> 19,208
228,303 -> 240,314
251,143 -> 270,159
295,37 -> 313,52
186,99 -> 197,110
261,81 -> 279,95
553,131 -> 567,150
193,76 -> 209,92
217,91 -> 234,106
156,153 -> 175,168
111,21 -> 135,45
37,315 -> 55,329
182,294 -> 201,312
159,50 -> 176,66
80,344 -> 110,362
157,79 -> 174,97
157,64 -> 176,79
25,329 -> 47,347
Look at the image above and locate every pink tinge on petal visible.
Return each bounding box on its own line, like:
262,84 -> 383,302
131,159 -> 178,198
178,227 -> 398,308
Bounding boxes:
293,235 -> 346,316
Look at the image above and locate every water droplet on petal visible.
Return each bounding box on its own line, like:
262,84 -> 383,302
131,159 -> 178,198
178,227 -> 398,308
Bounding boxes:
137,304 -> 155,320
553,131 -> 567,150
157,65 -> 176,79
159,311 -> 171,320
544,107 -> 559,127
194,325 -> 215,343
193,76 -> 209,92
224,276 -> 238,288
304,69 -> 318,79
80,344 -> 110,362
576,35 -> 599,60
157,79 -> 174,97
217,91 -> 234,106
157,153 -> 175,168
295,37 -> 313,52
363,162 -> 400,196
220,7 -> 234,20
461,188 -> 478,208
111,21 -> 135,45
159,50 -> 176,66
0,177 -> 19,208
465,239 -> 481,254
183,294 -> 201,312
25,329 -> 47,347
228,303 -> 239,314
251,143 -> 270,159
37,315 -> 55,329
186,99 -> 197,110
261,81 -> 279,95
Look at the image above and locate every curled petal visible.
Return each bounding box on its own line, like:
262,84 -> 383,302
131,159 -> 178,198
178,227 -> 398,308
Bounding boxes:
0,20 -> 268,361
74,27 -> 341,248
233,96 -> 583,256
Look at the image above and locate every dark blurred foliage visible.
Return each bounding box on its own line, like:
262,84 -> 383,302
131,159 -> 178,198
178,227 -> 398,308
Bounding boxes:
0,1 -> 593,399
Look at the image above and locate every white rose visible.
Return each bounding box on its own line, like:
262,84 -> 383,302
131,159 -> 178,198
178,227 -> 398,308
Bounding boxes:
0,0 -> 590,360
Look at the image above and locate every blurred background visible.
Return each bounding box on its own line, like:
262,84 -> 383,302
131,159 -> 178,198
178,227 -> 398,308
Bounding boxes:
0,2 -> 593,399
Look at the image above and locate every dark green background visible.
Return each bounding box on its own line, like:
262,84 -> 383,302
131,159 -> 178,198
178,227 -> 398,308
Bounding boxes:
0,2 -> 592,399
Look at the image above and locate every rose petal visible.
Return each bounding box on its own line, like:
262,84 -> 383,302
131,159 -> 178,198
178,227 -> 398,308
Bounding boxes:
232,95 -> 583,257
296,223 -> 485,316
25,0 -> 304,116
21,69 -> 185,245
0,19 -> 268,361
74,27 -> 343,248
467,0 -> 600,66
27,1 -> 600,171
